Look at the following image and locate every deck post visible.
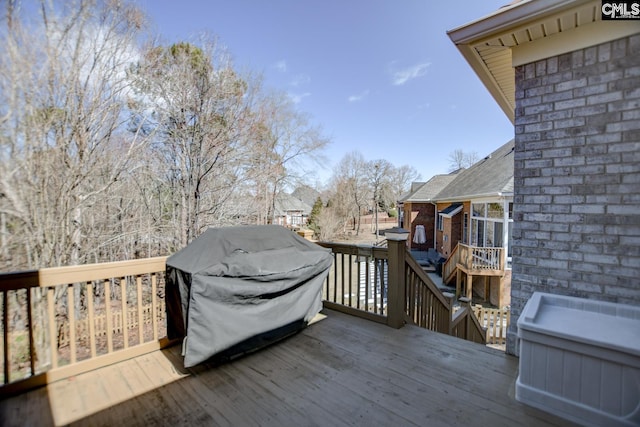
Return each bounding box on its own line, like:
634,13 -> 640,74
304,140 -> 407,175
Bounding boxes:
466,273 -> 473,300
460,297 -> 472,340
385,227 -> 409,329
443,291 -> 454,334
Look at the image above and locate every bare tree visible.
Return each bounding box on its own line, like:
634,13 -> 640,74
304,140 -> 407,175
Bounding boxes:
130,39 -> 254,249
389,164 -> 421,203
367,159 -> 393,238
316,206 -> 343,242
246,92 -> 329,225
448,149 -> 479,171
331,151 -> 370,235
0,5 -> 331,266
0,0 -> 148,269
0,0 -> 149,370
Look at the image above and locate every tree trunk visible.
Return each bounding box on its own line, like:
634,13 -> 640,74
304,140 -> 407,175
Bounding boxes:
1,212 -> 6,259
71,204 -> 83,320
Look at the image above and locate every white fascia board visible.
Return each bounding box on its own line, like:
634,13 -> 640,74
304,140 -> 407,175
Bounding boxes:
434,192 -> 513,204
447,0 -> 590,45
440,205 -> 463,218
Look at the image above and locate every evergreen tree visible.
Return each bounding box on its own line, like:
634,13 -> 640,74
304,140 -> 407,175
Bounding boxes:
307,197 -> 323,235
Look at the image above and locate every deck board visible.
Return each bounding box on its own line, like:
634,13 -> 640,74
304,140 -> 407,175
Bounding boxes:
0,309 -> 575,427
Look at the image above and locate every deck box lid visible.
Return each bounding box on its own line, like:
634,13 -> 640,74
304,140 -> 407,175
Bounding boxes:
518,292 -> 640,356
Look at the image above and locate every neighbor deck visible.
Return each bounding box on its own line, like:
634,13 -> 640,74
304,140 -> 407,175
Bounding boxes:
0,309 -> 572,427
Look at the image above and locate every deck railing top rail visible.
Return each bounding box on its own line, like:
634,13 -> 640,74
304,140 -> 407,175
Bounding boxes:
0,256 -> 168,291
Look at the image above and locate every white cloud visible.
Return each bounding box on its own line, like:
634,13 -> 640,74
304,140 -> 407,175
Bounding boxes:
274,60 -> 287,72
290,73 -> 310,87
391,62 -> 431,85
348,90 -> 370,103
288,92 -> 311,104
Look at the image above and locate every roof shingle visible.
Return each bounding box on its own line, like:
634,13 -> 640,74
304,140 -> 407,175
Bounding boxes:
434,140 -> 514,201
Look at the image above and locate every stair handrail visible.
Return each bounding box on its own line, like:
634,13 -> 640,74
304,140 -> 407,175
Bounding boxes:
442,243 -> 460,284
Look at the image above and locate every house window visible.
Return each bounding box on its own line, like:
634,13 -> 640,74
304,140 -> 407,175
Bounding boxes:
471,218 -> 485,246
472,203 -> 485,217
470,201 -> 512,250
462,212 -> 468,244
487,202 -> 503,219
437,214 -> 443,231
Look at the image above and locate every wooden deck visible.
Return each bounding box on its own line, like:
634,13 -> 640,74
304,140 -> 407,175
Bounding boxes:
0,309 -> 572,427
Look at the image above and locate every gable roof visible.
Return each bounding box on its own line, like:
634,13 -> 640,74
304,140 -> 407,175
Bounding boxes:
291,185 -> 321,207
400,172 -> 460,203
434,140 -> 514,201
274,193 -> 312,216
447,0 -> 640,123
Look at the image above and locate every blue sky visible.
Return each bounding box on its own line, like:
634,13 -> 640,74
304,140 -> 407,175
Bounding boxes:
139,0 -> 514,185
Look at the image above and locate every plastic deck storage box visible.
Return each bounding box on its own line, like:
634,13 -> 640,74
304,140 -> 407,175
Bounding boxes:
516,292 -> 640,427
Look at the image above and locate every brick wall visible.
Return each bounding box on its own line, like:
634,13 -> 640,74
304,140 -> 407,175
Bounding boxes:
507,35 -> 640,355
405,202 -> 435,250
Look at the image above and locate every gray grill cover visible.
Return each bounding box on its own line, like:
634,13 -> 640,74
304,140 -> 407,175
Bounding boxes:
166,225 -> 332,367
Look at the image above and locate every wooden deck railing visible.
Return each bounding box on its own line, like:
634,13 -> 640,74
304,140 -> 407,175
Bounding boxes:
472,304 -> 510,346
404,253 -> 452,334
442,243 -> 460,284
318,240 -> 486,343
450,297 -> 487,344
458,244 -> 504,272
56,300 -> 167,347
452,303 -> 510,346
0,256 -> 171,396
316,242 -> 389,324
1,235 -> 490,397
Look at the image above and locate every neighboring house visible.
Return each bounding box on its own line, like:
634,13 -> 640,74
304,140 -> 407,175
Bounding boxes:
433,140 -> 514,308
400,142 -> 514,308
398,172 -> 459,251
273,193 -> 312,228
448,0 -> 640,355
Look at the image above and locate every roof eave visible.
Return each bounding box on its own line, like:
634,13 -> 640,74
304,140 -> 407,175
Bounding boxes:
440,204 -> 464,218
455,44 -> 515,123
403,197 -> 434,203
435,192 -> 514,203
447,0 -> 597,125
447,0 -> 587,45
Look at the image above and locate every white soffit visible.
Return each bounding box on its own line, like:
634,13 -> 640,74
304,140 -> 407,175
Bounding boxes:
448,0 -> 640,124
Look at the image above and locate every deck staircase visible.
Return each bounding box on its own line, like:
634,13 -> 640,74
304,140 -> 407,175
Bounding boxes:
442,243 -> 506,301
